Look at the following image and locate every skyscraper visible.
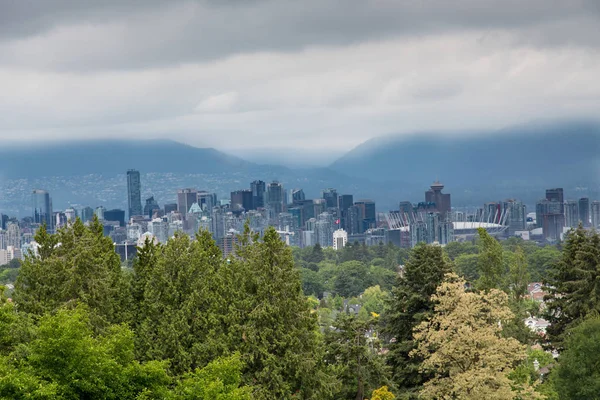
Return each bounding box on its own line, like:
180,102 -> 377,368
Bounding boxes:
127,170 -> 143,218
197,191 -> 217,211
266,181 -> 285,218
565,200 -> 579,228
251,180 -> 266,210
425,181 -> 451,220
177,189 -> 199,216
32,189 -> 53,230
322,188 -> 338,209
230,189 -> 253,211
503,199 -> 526,235
545,188 -> 564,213
144,196 -> 160,218
579,197 -> 590,227
291,189 -> 306,204
591,201 -> 600,229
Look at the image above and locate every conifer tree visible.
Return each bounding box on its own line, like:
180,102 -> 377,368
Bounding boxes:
383,243 -> 452,398
14,217 -> 130,328
544,226 -> 600,349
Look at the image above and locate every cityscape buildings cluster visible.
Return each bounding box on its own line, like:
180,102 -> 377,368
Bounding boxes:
1,170 -> 599,264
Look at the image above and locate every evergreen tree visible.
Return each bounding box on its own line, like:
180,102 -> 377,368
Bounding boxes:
231,226 -> 339,399
14,218 -> 130,328
323,313 -> 390,400
544,226 -> 600,349
475,227 -> 506,292
382,243 -> 452,398
134,230 -> 226,375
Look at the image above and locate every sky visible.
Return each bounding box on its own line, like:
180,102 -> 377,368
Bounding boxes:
1,0 -> 600,162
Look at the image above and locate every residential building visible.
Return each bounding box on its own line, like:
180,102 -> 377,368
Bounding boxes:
177,188 -> 198,217
6,223 -> 20,249
230,189 -> 253,211
251,180 -> 266,210
425,181 -> 451,220
579,197 -> 590,227
144,196 -> 160,218
266,181 -> 285,218
333,229 -> 348,250
592,201 -> 600,229
565,200 -> 579,228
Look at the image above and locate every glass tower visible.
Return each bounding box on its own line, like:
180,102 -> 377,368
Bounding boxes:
127,170 -> 143,218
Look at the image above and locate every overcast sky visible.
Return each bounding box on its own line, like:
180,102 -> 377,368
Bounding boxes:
1,0 -> 599,155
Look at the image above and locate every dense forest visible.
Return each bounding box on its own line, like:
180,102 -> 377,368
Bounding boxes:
0,216 -> 598,399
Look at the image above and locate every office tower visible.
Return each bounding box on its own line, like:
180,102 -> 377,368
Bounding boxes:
197,191 -> 217,211
322,188 -> 338,209
79,206 -> 94,223
291,189 -> 305,204
64,208 -> 77,223
55,212 -> 67,229
410,221 -> 427,247
6,223 -> 20,249
333,229 -> 348,250
354,199 -> 376,231
32,189 -> 53,230
438,220 -> 454,245
425,181 -> 451,220
0,214 -> 8,230
230,189 -> 253,211
591,201 -> 600,229
536,199 -> 563,229
95,206 -> 105,221
542,213 -> 565,241
251,180 -> 266,210
104,209 -> 126,227
143,197 -> 160,218
565,200 -> 579,228
579,197 -> 590,227
164,203 -> 178,215
426,212 -> 439,244
127,170 -> 143,218
211,207 -> 225,241
338,194 -> 354,231
177,189 -> 198,216
287,207 -> 303,231
503,199 -> 526,235
545,188 -> 564,213
347,205 -> 362,235
266,181 -> 285,218
149,218 -> 169,243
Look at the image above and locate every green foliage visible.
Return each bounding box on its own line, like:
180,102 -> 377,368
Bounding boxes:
361,285 -> 389,316
544,226 -> 600,349
300,268 -> 325,297
383,243 -> 452,398
334,261 -> 369,297
14,218 -> 131,328
371,386 -> 395,400
443,241 -> 477,260
324,314 -> 390,400
175,354 -> 252,400
527,246 -> 561,282
553,314 -> 600,399
0,306 -> 172,400
475,228 -> 506,292
454,253 -> 479,282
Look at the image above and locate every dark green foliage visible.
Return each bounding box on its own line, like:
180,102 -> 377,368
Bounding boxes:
324,314 -> 390,400
553,314 -> 600,399
14,218 -> 131,328
454,253 -> 479,282
527,246 -> 561,282
300,268 -> 325,297
544,226 -> 600,349
334,261 -> 369,297
383,243 -> 452,398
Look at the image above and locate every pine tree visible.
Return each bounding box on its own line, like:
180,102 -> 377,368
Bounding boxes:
382,243 -> 452,398
14,217 -> 130,328
544,226 -> 600,349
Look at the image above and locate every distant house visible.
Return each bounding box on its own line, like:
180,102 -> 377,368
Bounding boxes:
527,282 -> 547,302
525,317 -> 550,334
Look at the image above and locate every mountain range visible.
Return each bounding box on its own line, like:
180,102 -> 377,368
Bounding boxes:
1,119 -> 599,215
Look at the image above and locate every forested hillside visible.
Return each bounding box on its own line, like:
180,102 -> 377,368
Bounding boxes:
0,218 -> 598,399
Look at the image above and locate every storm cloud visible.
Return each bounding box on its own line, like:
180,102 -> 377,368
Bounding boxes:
1,0 -> 599,154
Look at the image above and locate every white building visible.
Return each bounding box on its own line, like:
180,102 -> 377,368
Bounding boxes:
333,229 -> 348,250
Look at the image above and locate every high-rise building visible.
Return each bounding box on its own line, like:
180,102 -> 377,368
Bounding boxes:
313,198 -> 327,218
95,206 -> 105,221
322,188 -> 338,209
164,203 -> 178,215
425,181 -> 451,220
32,189 -> 53,230
347,205 -> 362,234
104,209 -> 126,227
64,208 -> 77,223
536,199 -> 563,230
251,180 -> 266,210
266,181 -> 285,218
333,229 -> 348,250
81,206 -> 94,223
6,223 -> 20,249
127,170 -> 143,218
144,197 -> 160,218
0,214 -> 8,230
354,200 -> 376,231
579,197 -> 590,227
230,189 -> 253,211
546,188 -> 564,213
338,194 -> 354,231
55,212 -> 67,229
591,201 -> 600,229
291,189 -> 306,204
177,189 -> 199,216
197,191 -> 217,212
565,200 -> 579,228
503,199 -> 526,235
315,212 -> 334,247
542,213 -> 565,242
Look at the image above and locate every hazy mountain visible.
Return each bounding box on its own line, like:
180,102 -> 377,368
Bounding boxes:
330,120 -> 600,204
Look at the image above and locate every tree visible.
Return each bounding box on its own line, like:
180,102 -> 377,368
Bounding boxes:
361,285 -> 389,316
324,314 -> 390,400
412,274 -> 540,399
476,228 -> 506,292
300,268 -> 325,298
134,230 -> 226,375
454,253 -> 479,282
14,218 -> 131,328
371,386 -> 395,400
383,243 -> 452,398
507,246 -> 530,301
334,261 -> 369,298
527,246 -> 560,282
553,314 -> 600,399
0,306 -> 172,399
544,226 -> 600,349
230,226 -> 339,399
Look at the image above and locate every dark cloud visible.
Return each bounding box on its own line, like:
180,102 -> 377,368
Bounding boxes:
0,0 -> 598,71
